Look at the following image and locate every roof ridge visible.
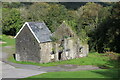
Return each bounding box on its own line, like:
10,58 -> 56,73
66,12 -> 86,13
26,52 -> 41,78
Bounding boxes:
14,22 -> 52,43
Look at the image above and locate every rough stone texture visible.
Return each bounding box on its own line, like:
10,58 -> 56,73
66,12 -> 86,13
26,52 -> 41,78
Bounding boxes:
16,24 -> 41,63
54,43 -> 59,61
39,42 -> 52,63
50,38 -> 89,61
62,38 -> 75,60
81,44 -> 89,57
58,38 -> 88,60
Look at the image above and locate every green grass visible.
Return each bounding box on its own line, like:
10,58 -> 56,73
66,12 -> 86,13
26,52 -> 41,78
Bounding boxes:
9,52 -> 113,67
19,69 -> 119,79
0,35 -> 15,46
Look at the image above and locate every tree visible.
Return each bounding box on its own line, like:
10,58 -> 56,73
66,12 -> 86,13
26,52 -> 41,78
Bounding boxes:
20,2 -> 49,22
45,3 -> 69,32
2,8 -> 23,36
89,2 -> 120,53
75,2 -> 104,44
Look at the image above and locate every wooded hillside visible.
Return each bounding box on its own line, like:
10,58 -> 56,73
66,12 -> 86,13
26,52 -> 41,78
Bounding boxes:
2,2 -> 120,53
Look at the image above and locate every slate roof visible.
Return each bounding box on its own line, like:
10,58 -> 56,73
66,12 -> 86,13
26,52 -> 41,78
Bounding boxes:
27,22 -> 52,43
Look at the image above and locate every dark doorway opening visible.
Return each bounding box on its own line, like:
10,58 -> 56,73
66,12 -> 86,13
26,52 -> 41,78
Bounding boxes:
13,54 -> 16,60
58,51 -> 62,60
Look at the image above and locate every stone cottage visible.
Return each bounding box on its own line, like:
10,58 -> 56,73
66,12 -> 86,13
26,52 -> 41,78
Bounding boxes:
14,21 -> 89,63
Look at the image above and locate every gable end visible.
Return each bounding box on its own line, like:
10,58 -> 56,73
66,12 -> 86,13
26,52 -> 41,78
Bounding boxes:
14,22 -> 40,43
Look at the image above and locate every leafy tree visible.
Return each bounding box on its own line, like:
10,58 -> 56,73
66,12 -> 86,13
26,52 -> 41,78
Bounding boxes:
45,3 -> 69,32
21,2 -> 49,22
75,2 -> 104,44
2,8 -> 23,36
89,2 -> 120,53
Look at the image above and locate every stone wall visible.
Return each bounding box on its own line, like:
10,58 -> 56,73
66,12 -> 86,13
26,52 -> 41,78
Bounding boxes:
15,24 -> 53,63
16,24 -> 41,63
39,42 -> 52,63
61,38 -> 76,60
80,44 -> 89,57
52,38 -> 89,61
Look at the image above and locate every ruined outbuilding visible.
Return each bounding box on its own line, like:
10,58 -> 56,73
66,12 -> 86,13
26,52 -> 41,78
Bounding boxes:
14,21 -> 89,63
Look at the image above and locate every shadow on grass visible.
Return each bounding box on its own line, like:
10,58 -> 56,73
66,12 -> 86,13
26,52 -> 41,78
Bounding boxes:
91,56 -> 120,78
90,69 -> 119,78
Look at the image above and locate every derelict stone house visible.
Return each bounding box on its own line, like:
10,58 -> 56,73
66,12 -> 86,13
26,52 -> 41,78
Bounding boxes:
14,21 -> 89,63
52,22 -> 89,61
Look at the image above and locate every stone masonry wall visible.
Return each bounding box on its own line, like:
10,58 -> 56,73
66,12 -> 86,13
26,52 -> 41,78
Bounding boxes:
53,38 -> 89,61
16,24 -> 41,63
39,42 -> 52,63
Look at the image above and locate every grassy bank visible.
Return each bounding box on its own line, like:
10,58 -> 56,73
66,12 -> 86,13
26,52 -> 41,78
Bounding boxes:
8,52 -> 119,68
0,35 -> 15,46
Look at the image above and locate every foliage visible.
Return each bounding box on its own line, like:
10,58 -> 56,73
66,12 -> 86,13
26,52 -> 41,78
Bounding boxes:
20,3 -> 70,32
44,3 -> 69,32
50,36 -> 59,42
89,2 -> 120,53
2,2 -> 21,8
21,2 -> 49,22
2,2 -> 119,53
76,2 -> 109,44
2,8 -> 23,36
0,35 -> 2,41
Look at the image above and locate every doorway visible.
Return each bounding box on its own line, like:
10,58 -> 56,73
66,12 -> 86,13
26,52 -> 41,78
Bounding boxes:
58,51 -> 62,60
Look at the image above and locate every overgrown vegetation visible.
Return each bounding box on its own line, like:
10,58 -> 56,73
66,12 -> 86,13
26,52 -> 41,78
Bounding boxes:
2,2 -> 120,53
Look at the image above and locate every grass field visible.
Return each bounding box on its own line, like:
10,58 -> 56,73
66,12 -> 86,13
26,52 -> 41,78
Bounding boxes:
19,69 -> 119,79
